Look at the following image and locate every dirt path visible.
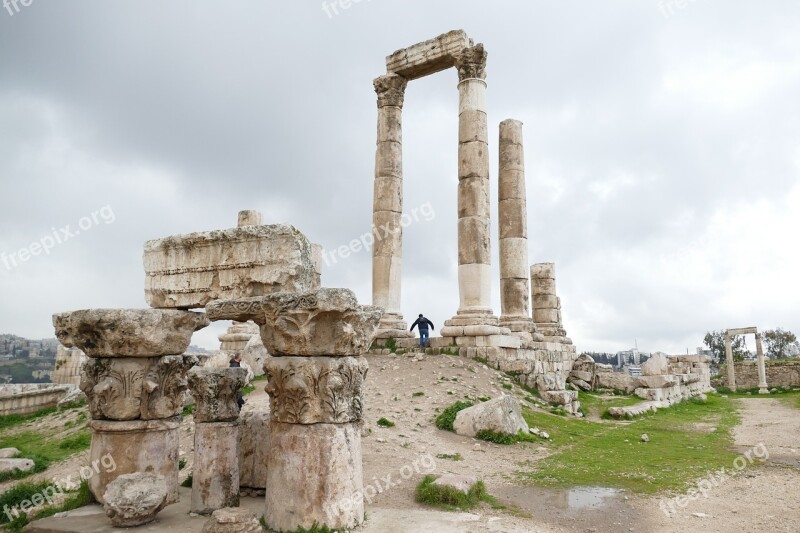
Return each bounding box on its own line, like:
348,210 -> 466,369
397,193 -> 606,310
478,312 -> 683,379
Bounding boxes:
633,397 -> 800,532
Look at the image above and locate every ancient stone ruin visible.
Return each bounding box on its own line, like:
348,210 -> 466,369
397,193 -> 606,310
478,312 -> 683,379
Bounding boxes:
368,29 -> 580,414
723,327 -> 769,393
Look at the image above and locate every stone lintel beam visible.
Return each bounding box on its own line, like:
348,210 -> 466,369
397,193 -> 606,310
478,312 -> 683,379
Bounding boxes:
726,327 -> 758,336
385,29 -> 471,80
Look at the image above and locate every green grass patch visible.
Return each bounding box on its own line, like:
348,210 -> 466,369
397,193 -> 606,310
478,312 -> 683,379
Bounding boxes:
475,429 -> 537,445
0,406 -> 58,431
412,391 -> 425,397
0,479 -> 93,530
519,394 -> 741,494
436,453 -> 463,461
478,396 -> 491,402
384,337 -> 397,353
434,401 -> 474,432
578,392 -> 643,419
0,428 -> 91,481
415,475 -> 493,510
376,417 -> 395,428
502,383 -> 513,390
181,474 -> 193,487
181,403 -> 195,417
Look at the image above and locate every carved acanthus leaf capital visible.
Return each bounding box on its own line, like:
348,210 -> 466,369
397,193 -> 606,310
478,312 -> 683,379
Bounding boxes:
374,74 -> 409,108
456,44 -> 488,81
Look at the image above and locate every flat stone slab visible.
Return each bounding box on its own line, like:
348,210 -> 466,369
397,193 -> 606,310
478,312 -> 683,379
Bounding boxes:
53,309 -> 208,357
144,224 -> 319,309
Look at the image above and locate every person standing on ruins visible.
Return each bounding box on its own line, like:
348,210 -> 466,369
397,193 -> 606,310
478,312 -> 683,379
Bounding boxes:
410,314 -> 435,350
229,353 -> 245,409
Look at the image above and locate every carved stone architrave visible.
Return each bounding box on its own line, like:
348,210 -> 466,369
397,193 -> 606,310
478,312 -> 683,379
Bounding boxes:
206,298 -> 266,325
81,358 -> 147,421
264,357 -> 368,424
187,367 -> 248,423
141,355 -> 199,420
374,74 -> 409,108
455,44 -> 487,81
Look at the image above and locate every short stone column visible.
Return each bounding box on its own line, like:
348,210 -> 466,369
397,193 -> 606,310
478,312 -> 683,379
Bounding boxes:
257,288 -> 380,531
52,309 -> 208,504
498,119 -> 536,338
452,44 -> 494,322
531,263 -> 569,340
755,333 -> 769,394
372,73 -> 413,339
187,367 -> 248,514
725,334 -> 737,392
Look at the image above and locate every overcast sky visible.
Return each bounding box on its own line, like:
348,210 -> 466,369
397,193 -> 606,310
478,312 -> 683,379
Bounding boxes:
1,1 -> 798,354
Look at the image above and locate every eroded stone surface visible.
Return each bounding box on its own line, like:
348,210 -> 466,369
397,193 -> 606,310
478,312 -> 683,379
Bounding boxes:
260,288 -> 382,356
192,421 -> 239,515
238,410 -> 270,489
187,367 -> 248,423
433,474 -> 477,494
88,418 -> 180,505
265,421 -> 364,532
103,473 -> 168,527
201,508 -> 262,533
264,357 -> 368,424
53,309 -> 208,357
453,395 -> 528,438
144,224 -> 319,309
80,356 -> 197,420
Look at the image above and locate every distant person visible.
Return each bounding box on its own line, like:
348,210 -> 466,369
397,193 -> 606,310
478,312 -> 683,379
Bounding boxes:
229,353 -> 245,409
410,314 -> 435,350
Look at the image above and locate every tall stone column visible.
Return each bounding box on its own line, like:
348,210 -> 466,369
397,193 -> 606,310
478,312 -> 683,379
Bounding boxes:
372,73 -> 413,339
52,309 -> 207,505
187,367 -> 247,514
452,44 -> 494,322
724,333 -> 737,392
258,288 -> 380,532
498,119 -> 535,337
755,333 -> 769,394
531,263 -> 569,341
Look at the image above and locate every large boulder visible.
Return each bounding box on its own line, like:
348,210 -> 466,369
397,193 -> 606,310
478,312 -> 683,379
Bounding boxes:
453,395 -> 529,438
103,473 -> 168,527
432,474 -> 477,494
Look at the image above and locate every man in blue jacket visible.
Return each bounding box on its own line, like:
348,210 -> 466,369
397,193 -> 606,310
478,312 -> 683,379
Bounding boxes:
410,314 -> 435,350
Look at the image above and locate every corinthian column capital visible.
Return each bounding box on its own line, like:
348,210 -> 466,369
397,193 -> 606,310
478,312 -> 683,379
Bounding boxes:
374,73 -> 408,108
456,44 -> 488,81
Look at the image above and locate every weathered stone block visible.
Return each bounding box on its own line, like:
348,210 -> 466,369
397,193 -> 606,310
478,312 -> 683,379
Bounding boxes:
88,418 -> 180,505
386,29 -> 470,80
265,421 -> 364,532
192,421 -> 240,514
103,473 -> 168,527
238,410 -> 270,489
187,367 -> 248,423
144,224 -> 318,309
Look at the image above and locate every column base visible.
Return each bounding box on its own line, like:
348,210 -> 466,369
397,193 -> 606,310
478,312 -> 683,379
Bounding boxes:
759,387 -> 769,394
88,418 -> 180,505
374,313 -> 414,339
265,421 -> 364,532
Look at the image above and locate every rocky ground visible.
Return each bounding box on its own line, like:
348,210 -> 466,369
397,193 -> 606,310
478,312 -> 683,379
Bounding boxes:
7,352 -> 800,532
